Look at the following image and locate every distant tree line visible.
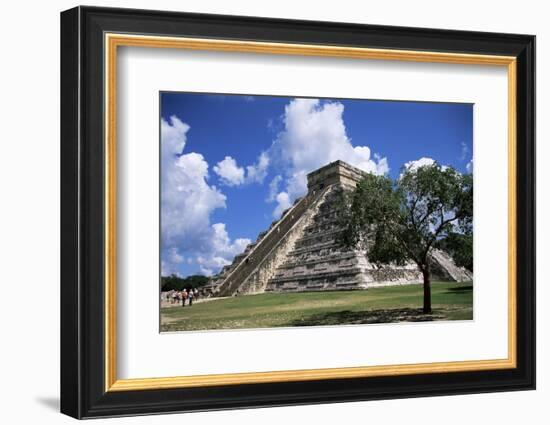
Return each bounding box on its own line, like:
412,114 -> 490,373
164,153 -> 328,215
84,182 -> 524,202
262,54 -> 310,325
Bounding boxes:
161,274 -> 210,291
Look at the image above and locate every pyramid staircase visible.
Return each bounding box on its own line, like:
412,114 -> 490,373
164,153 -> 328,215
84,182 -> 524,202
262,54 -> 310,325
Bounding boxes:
209,185 -> 331,297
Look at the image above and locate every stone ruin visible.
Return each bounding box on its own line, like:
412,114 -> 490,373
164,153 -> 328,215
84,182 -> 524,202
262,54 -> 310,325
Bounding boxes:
204,160 -> 472,297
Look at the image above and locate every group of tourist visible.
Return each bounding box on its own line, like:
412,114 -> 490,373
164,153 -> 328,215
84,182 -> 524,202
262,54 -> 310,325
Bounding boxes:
165,288 -> 200,307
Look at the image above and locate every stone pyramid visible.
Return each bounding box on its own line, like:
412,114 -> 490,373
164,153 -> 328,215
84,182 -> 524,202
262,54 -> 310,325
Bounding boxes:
206,160 -> 472,297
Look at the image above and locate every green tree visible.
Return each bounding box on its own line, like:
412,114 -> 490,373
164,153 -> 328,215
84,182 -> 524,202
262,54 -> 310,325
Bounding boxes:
161,274 -> 210,291
338,163 -> 473,314
436,232 -> 473,272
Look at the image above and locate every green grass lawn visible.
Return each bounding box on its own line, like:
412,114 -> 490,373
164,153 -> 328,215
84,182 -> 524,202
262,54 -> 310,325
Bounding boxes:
160,282 -> 473,332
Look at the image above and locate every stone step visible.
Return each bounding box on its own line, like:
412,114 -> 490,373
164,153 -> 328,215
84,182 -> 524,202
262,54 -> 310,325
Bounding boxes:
276,252 -> 358,269
274,259 -> 358,275
429,249 -> 473,282
296,228 -> 342,242
289,240 -> 343,255
266,275 -> 366,292
268,267 -> 365,284
303,220 -> 341,234
310,209 -> 338,221
293,238 -> 336,250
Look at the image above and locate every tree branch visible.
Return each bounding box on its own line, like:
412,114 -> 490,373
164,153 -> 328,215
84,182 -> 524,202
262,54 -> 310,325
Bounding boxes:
383,217 -> 423,267
422,213 -> 462,259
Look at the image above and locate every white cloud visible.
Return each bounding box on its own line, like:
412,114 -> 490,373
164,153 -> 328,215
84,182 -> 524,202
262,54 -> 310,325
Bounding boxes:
268,98 -> 389,217
161,115 -> 189,157
403,157 -> 437,172
374,153 -> 390,175
168,247 -> 184,264
466,159 -> 473,173
213,156 -> 245,186
161,116 -> 249,276
214,152 -> 270,186
460,141 -> 470,161
196,224 -> 251,275
161,247 -> 185,276
245,151 -> 270,184
267,175 -> 282,202
400,157 -> 451,180
272,192 -> 293,219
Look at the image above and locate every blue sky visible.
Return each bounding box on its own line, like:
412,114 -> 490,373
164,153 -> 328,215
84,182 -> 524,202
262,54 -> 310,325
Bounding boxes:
160,92 -> 473,277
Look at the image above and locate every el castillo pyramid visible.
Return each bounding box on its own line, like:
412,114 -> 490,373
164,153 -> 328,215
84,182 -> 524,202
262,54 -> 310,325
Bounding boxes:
205,160 -> 472,297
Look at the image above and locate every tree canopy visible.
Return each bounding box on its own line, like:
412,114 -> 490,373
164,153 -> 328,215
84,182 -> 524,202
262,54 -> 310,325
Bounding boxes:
435,232 -> 473,272
338,163 -> 473,313
161,274 -> 210,291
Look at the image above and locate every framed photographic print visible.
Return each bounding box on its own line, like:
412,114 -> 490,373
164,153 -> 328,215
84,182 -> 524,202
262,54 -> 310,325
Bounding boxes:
60,6 -> 535,419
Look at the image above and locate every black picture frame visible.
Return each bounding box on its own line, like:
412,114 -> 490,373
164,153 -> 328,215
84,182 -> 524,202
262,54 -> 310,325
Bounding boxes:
61,5 -> 535,419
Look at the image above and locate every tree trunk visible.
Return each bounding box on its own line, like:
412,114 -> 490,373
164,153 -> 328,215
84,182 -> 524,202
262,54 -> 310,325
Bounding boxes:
422,268 -> 432,314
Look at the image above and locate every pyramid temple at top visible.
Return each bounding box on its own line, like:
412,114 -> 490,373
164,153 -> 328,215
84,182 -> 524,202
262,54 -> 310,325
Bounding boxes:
205,160 -> 472,298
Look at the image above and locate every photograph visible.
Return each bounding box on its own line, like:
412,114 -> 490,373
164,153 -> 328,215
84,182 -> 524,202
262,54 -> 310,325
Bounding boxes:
159,93 -> 474,332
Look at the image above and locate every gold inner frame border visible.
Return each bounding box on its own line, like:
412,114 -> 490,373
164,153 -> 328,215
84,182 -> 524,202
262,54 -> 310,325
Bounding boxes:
104,33 -> 517,392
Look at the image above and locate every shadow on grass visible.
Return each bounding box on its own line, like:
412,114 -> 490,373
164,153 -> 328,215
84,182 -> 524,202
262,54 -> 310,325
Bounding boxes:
444,285 -> 473,294
287,308 -> 445,327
